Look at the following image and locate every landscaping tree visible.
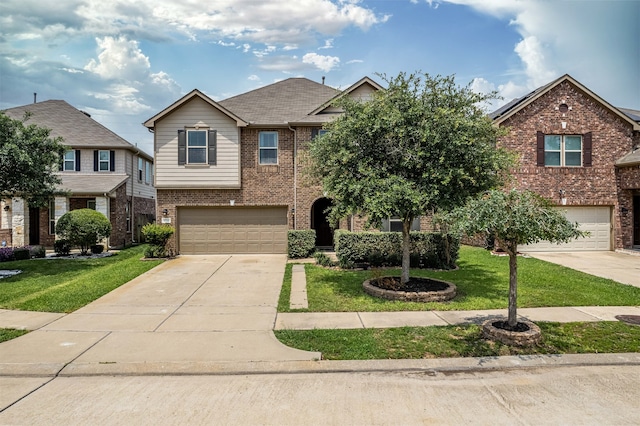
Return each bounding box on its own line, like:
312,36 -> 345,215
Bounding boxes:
308,72 -> 512,284
56,209 -> 112,255
447,189 -> 585,329
0,112 -> 67,206
141,223 -> 175,258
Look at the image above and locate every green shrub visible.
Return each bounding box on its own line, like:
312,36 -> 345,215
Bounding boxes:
287,230 -> 316,258
54,239 -> 72,256
91,244 -> 104,254
56,209 -> 112,255
314,251 -> 336,267
334,230 -> 459,270
29,245 -> 46,258
141,223 -> 174,258
13,247 -> 30,261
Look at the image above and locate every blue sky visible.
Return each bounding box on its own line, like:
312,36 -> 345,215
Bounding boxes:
1,0 -> 638,156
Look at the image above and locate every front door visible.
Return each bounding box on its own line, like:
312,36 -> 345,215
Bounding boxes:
29,207 -> 40,245
311,198 -> 333,247
634,196 -> 640,246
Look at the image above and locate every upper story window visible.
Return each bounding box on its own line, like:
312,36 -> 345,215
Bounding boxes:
544,135 -> 582,167
259,131 -> 278,165
138,158 -> 144,181
145,161 -> 152,184
188,130 -> 207,164
63,150 -> 76,171
537,131 -> 592,167
177,129 -> 217,166
93,150 -> 115,172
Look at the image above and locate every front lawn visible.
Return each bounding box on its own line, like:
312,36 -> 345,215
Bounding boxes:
275,322 -> 640,360
279,245 -> 640,312
0,245 -> 163,313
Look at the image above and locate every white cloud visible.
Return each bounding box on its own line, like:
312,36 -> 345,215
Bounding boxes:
248,74 -> 260,81
470,77 -> 494,95
319,39 -> 334,49
303,52 -> 340,72
84,36 -> 151,80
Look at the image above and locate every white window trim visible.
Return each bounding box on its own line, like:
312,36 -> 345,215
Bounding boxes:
145,160 -> 151,184
259,131 -> 279,165
187,129 -> 208,165
138,158 -> 144,182
98,150 -> 110,172
63,150 -> 75,171
545,135 -> 582,167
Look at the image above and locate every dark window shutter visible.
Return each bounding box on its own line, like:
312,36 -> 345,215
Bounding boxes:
93,150 -> 98,171
311,128 -> 319,139
583,132 -> 592,167
178,130 -> 186,165
536,131 -> 545,166
109,150 -> 115,172
208,130 -> 217,166
58,158 -> 63,171
75,150 -> 81,171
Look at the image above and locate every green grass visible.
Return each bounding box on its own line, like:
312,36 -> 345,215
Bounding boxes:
0,245 -> 163,313
275,322 -> 640,360
279,245 -> 640,312
0,328 -> 28,343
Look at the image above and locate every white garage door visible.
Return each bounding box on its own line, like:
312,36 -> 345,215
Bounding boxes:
522,206 -> 611,252
178,207 -> 288,254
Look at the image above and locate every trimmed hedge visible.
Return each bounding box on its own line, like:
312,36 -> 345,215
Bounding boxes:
288,230 -> 316,258
142,223 -> 174,258
334,230 -> 459,270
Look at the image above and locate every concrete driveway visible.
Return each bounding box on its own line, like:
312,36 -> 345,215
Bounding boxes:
0,255 -> 319,376
525,251 -> 640,287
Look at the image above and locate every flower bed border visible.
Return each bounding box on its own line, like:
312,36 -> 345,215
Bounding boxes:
362,277 -> 457,302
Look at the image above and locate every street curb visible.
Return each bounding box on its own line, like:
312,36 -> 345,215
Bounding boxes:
4,352 -> 635,378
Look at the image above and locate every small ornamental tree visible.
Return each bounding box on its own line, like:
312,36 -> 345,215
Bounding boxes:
56,209 -> 112,255
308,72 -> 512,284
447,189 -> 585,329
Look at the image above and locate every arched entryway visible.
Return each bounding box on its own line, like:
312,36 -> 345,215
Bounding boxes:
311,198 -> 334,248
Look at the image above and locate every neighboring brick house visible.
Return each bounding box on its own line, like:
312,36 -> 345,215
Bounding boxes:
1,100 -> 156,249
144,77 -> 395,254
491,74 -> 640,251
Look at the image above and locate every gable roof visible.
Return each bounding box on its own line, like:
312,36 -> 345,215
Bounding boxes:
143,89 -> 248,129
491,74 -> 640,131
219,78 -> 339,126
2,100 -> 152,160
308,76 -> 384,116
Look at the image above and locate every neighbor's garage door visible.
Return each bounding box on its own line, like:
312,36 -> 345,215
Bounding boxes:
522,206 -> 611,252
178,207 -> 288,254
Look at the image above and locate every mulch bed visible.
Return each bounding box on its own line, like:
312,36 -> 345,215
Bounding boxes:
370,276 -> 450,293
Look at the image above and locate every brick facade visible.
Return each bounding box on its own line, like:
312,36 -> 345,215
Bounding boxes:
497,80 -> 640,249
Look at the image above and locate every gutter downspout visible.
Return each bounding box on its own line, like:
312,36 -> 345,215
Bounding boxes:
288,124 -> 297,229
131,148 -> 139,244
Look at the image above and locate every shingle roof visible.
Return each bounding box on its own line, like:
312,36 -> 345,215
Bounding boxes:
219,78 -> 339,126
58,174 -> 129,195
2,100 -> 151,160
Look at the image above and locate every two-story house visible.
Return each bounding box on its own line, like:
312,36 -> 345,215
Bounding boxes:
491,74 -> 640,251
1,100 -> 156,248
144,77 -> 385,254
146,74 -> 640,255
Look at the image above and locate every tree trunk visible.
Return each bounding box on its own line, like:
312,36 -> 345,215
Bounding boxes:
507,241 -> 518,327
401,219 -> 411,285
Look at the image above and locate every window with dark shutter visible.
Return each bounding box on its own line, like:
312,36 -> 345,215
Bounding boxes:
75,150 -> 81,171
536,131 -> 545,166
110,150 -> 115,172
208,130 -> 217,165
178,130 -> 186,165
94,150 -> 98,171
583,132 -> 592,167
311,128 -> 319,139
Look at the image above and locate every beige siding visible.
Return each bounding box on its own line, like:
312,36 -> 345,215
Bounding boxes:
155,97 -> 240,189
349,84 -> 377,101
130,153 -> 156,199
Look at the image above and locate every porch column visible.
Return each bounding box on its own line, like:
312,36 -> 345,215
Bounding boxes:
11,197 -> 27,247
95,196 -> 110,247
53,197 -> 69,240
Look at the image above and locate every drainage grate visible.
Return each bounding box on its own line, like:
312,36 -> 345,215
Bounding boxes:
615,315 -> 640,326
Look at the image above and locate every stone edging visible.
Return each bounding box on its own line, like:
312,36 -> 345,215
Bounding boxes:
362,277 -> 457,302
482,319 -> 542,346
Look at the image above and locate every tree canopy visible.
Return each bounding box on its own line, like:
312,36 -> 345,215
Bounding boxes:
0,112 -> 67,206
308,72 -> 512,283
447,189 -> 585,327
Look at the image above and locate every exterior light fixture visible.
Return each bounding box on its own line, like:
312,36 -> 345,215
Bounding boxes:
3,205 -> 9,212
162,208 -> 169,216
